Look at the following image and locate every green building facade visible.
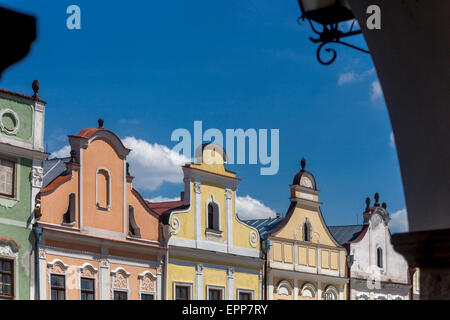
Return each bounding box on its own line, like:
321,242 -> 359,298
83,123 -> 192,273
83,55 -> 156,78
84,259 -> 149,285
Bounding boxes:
0,84 -> 47,300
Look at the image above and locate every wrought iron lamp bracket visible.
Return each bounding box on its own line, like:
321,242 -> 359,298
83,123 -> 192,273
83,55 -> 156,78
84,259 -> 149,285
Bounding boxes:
299,16 -> 370,65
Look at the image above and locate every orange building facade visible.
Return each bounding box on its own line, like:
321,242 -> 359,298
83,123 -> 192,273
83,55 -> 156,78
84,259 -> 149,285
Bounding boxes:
33,120 -> 168,300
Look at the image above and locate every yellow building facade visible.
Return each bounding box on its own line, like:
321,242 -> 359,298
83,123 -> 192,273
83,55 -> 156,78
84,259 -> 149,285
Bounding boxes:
157,144 -> 263,300
246,159 -> 348,300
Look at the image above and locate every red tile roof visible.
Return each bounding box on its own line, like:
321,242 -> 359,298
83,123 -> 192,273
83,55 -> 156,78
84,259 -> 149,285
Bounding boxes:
0,237 -> 21,249
76,128 -> 103,139
145,200 -> 185,214
39,173 -> 72,195
0,88 -> 47,104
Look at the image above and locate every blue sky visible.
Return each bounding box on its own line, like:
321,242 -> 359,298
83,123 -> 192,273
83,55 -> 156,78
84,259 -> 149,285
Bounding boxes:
1,1 -> 407,231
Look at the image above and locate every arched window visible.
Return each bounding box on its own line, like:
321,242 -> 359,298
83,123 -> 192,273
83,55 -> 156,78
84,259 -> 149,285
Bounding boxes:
377,247 -> 383,268
276,280 -> 293,296
301,283 -> 316,298
96,168 -> 110,210
128,205 -> 141,237
207,202 -> 219,230
62,193 -> 76,224
304,219 -> 311,242
323,286 -> 338,300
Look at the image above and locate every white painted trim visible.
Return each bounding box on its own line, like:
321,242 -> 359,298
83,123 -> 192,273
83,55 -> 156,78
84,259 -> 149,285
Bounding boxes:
317,281 -> 322,300
169,258 -> 260,276
237,288 -> 254,300
42,245 -> 160,269
78,264 -> 98,300
258,270 -> 262,300
0,243 -> 19,299
169,237 -> 260,257
47,259 -> 69,300
276,280 -> 293,296
99,259 -> 110,300
227,267 -> 234,300
268,275 -> 273,300
0,142 -> 49,160
32,101 -> 45,151
206,284 -> 225,300
0,108 -> 20,135
300,282 -> 316,298
111,267 -> 130,300
38,248 -> 47,300
225,188 -> 233,250
323,285 -> 339,300
183,167 -> 239,189
0,217 -> 27,228
194,180 -> 201,243
79,148 -> 84,229
173,281 -> 193,300
269,267 -> 349,284
138,270 -> 157,300
195,264 -> 204,300
123,160 -> 126,234
169,247 -> 263,269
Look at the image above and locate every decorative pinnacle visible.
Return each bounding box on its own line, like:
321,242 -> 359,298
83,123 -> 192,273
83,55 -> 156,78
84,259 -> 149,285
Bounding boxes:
382,202 -> 387,209
98,118 -> 104,129
300,157 -> 306,171
365,197 -> 371,212
126,163 -> 130,176
32,80 -> 40,99
374,192 -> 380,207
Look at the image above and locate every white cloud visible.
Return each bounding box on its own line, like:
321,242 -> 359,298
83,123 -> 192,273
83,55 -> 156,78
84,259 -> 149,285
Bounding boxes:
338,72 -> 357,86
337,68 -> 376,86
49,145 -> 71,159
371,80 -> 383,101
236,195 -> 277,220
122,136 -> 190,191
147,196 -> 180,202
389,208 -> 409,233
390,132 -> 396,149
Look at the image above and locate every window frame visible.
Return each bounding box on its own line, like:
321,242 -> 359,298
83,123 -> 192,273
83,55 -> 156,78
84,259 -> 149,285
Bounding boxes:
173,282 -> 193,300
206,199 -> 220,231
237,288 -> 254,300
113,290 -> 128,300
206,285 -> 225,300
50,274 -> 66,300
0,257 -> 14,299
0,157 -> 17,199
80,277 -> 95,300
140,293 -> 155,300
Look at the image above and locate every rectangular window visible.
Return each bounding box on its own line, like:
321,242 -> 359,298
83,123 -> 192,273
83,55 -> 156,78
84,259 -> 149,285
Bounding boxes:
238,292 -> 252,300
0,159 -> 15,198
175,285 -> 190,300
113,290 -> 127,300
208,288 -> 223,300
80,278 -> 95,300
0,258 -> 14,299
50,274 -> 65,300
141,293 -> 155,300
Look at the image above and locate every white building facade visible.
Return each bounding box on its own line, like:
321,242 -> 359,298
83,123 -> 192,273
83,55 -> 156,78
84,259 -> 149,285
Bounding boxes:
329,194 -> 411,300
